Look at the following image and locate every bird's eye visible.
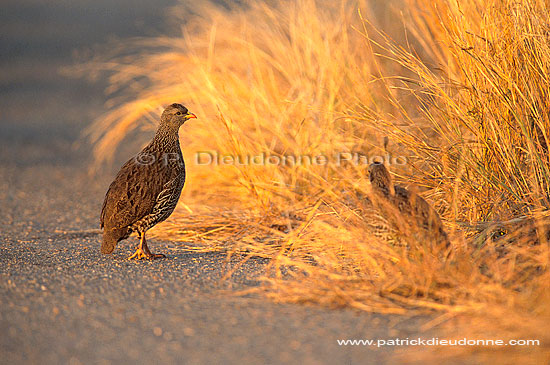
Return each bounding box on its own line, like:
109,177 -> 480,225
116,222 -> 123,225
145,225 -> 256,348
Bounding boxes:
176,111 -> 182,116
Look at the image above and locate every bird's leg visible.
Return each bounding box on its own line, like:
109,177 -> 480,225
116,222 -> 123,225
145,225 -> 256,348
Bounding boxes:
127,232 -> 147,260
128,231 -> 165,260
140,233 -> 165,259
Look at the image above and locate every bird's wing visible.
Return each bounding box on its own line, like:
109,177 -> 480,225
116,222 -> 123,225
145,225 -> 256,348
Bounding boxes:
100,156 -> 168,230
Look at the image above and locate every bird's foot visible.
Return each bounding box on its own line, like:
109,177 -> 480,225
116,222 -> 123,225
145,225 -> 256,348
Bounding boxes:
127,248 -> 165,260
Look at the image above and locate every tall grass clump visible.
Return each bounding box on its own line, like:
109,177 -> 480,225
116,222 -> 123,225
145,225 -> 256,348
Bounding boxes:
356,0 -> 550,360
364,0 -> 550,222
72,0 -> 549,361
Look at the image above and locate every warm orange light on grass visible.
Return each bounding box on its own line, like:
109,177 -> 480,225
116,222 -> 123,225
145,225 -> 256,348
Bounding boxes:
70,0 -> 549,361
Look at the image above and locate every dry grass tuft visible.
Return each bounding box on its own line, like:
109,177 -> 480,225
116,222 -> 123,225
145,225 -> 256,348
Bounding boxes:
71,0 -> 549,361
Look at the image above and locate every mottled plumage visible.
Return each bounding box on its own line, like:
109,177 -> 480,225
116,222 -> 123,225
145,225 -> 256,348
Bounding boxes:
100,103 -> 196,259
368,162 -> 450,247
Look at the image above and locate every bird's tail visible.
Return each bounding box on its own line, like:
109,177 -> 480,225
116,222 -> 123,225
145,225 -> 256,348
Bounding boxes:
101,228 -> 128,254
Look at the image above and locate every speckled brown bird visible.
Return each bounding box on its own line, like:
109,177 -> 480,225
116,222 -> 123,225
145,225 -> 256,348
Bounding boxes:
368,162 -> 450,247
100,103 -> 196,259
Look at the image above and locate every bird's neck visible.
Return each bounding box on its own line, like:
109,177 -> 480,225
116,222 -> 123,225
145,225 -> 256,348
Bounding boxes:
150,124 -> 181,152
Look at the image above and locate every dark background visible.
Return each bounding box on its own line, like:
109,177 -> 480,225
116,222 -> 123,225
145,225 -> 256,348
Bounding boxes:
0,0 -> 177,165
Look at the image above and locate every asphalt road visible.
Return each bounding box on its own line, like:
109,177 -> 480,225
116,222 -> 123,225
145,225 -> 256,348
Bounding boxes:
0,161 -> 435,364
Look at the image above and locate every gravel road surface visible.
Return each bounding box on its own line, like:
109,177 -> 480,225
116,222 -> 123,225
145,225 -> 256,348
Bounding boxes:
0,162 -> 434,364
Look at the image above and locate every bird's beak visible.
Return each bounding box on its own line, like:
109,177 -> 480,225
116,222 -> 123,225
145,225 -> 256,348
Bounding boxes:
187,113 -> 197,119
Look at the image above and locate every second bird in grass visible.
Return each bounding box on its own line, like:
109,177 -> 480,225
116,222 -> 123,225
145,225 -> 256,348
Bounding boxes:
100,103 -> 196,259
368,161 -> 450,248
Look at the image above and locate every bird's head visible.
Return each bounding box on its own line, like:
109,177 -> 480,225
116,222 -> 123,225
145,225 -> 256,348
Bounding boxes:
368,161 -> 394,196
160,103 -> 197,128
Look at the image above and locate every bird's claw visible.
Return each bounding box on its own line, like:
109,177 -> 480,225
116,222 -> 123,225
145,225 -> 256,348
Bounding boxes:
127,248 -> 165,260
